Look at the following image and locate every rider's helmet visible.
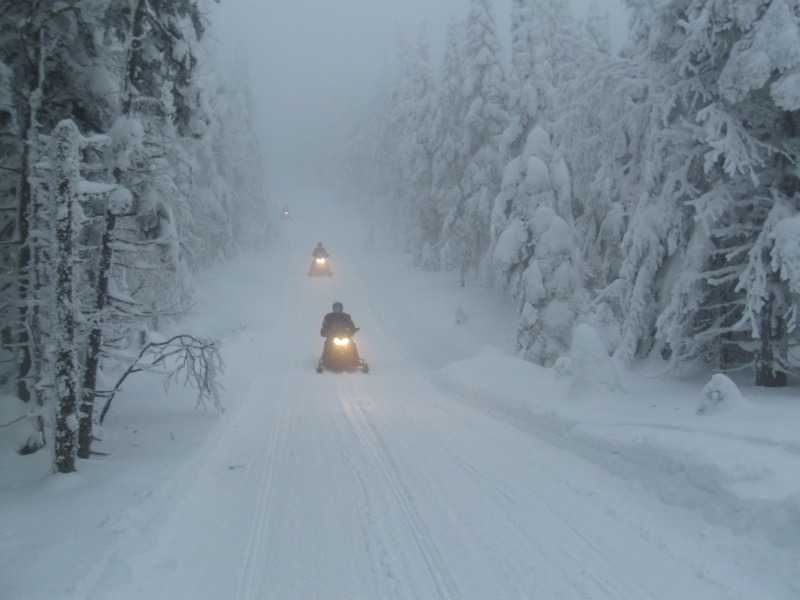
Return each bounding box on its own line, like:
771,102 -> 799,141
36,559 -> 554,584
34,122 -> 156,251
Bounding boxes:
332,302 -> 343,313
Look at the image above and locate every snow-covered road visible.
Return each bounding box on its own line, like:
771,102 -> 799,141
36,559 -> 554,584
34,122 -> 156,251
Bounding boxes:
85,193 -> 779,600
115,348 -> 721,599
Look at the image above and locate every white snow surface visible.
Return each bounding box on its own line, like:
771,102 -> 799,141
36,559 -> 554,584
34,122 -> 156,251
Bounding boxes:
2,190 -> 799,599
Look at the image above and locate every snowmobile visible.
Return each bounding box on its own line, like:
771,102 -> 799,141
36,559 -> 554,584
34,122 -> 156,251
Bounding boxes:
316,326 -> 369,373
281,206 -> 291,220
309,256 -> 332,276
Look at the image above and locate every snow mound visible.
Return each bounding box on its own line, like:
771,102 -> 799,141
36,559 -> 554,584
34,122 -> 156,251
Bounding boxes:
433,352 -> 800,557
476,345 -> 505,359
434,351 -> 566,415
569,324 -> 621,395
698,373 -> 747,414
553,355 -> 574,379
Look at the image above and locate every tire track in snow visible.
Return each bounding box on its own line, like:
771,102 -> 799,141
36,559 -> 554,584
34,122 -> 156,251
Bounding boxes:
438,441 -> 660,600
231,268 -> 318,600
335,379 -> 461,600
232,369 -> 298,600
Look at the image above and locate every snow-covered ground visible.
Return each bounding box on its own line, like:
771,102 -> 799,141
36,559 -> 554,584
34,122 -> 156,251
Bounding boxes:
1,190 -> 799,599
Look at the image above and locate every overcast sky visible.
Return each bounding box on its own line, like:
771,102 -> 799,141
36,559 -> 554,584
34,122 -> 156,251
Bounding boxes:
207,0 -> 629,191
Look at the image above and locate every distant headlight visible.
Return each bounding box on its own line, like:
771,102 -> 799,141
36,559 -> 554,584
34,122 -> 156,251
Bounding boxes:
333,337 -> 350,346
316,258 -> 326,264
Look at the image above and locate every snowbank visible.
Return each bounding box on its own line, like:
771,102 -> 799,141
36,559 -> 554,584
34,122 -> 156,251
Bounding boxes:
431,348 -> 800,552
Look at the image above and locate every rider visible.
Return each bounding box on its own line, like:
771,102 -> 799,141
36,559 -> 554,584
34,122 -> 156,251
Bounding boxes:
312,242 -> 329,260
320,302 -> 358,361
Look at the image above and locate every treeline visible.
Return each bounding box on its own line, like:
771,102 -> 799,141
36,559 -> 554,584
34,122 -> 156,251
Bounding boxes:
342,0 -> 800,387
0,1 -> 268,471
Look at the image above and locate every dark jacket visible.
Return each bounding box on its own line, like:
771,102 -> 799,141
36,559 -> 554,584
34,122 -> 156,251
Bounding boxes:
312,246 -> 329,258
321,312 -> 356,337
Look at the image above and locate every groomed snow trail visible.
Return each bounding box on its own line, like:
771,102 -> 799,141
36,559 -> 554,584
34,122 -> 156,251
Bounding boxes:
92,194 -> 755,599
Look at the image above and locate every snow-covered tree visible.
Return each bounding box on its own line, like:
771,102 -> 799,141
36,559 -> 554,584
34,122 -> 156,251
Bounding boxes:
488,0 -> 587,365
0,0 -> 267,467
583,1 -> 613,55
206,51 -> 271,250
440,0 -> 509,283
620,0 -> 800,385
340,0 -> 800,389
427,17 -> 468,268
405,27 -> 438,260
379,28 -> 438,258
0,0 -> 118,451
491,127 -> 584,365
501,0 -> 540,159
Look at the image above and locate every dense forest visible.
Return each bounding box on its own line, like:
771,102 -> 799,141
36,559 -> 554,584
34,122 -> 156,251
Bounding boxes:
0,0 -> 268,472
339,0 -> 800,388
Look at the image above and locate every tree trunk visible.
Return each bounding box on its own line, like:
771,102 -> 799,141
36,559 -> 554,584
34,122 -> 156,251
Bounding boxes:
15,141 -> 47,455
122,0 -> 148,114
16,42 -> 46,454
77,212 -> 116,459
51,120 -> 81,474
16,139 -> 33,401
754,292 -> 787,387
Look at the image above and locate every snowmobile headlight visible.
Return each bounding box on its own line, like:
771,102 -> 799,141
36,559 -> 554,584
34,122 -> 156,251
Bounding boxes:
316,257 -> 326,264
333,337 -> 349,346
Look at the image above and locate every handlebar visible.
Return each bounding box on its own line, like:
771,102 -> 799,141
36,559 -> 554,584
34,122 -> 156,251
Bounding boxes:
321,326 -> 359,337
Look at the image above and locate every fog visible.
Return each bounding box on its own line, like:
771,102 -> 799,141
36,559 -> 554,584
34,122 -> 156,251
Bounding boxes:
208,0 -> 629,195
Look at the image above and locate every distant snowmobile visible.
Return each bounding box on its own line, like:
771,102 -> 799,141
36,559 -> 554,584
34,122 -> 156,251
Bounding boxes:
309,256 -> 332,276
309,242 -> 331,276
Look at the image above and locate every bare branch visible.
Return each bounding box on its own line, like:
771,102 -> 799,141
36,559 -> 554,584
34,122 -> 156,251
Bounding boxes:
0,415 -> 27,428
98,334 -> 224,424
